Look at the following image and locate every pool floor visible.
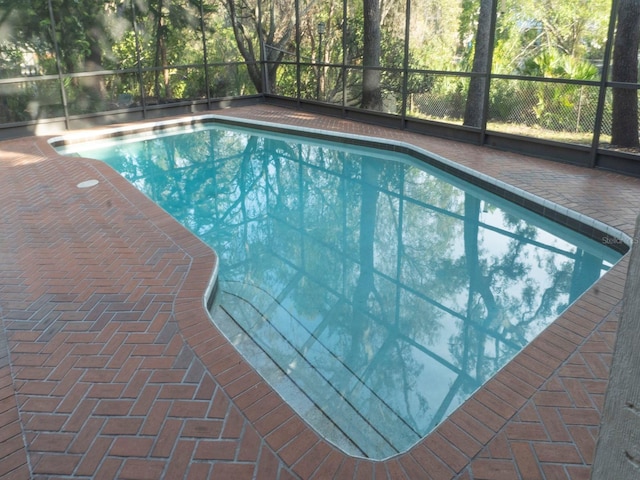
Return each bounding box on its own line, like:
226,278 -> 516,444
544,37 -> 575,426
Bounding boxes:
0,104 -> 639,479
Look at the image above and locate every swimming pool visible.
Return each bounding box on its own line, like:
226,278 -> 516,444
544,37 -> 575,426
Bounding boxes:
54,116 -> 626,459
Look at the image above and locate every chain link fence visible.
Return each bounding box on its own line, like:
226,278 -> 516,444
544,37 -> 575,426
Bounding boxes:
406,74 -> 468,125
404,74 -> 613,145
488,79 -> 607,136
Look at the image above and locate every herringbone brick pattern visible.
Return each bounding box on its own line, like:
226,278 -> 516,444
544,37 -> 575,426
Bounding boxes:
0,106 -> 639,479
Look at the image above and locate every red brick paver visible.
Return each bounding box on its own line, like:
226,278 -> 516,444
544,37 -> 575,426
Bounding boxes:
1,105 -> 639,479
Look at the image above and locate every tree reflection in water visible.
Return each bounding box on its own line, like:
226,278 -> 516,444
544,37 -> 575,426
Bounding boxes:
82,124 -> 620,458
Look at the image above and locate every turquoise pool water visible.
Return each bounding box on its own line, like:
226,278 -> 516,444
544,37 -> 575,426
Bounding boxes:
58,120 -> 623,459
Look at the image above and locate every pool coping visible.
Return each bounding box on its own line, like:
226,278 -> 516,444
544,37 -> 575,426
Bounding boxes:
1,104 -> 638,478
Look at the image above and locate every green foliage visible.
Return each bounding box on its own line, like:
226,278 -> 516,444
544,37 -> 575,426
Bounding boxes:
492,0 -> 609,74
517,49 -> 599,132
109,31 -> 140,70
344,14 -> 364,65
406,74 -> 467,121
487,78 -> 521,122
0,0 -> 620,140
520,49 -> 599,79
0,46 -> 23,78
406,0 -> 465,71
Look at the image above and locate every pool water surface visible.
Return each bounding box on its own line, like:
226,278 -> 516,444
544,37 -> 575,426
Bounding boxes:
56,119 -> 624,459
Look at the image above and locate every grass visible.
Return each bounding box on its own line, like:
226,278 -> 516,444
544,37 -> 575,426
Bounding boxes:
408,111 -> 618,148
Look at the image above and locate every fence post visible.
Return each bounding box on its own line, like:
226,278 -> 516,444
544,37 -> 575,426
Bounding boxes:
591,214 -> 640,479
198,0 -> 211,109
400,0 -> 411,128
47,0 -> 70,130
479,0 -> 498,146
131,0 -> 147,118
589,0 -> 618,168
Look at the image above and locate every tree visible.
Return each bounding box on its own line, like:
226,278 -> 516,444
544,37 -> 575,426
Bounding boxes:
152,0 -> 171,98
610,0 -> 640,148
0,0 -> 115,73
125,0 -> 205,101
223,0 -> 295,93
486,0 -> 609,75
361,0 -> 383,110
463,0 -> 495,127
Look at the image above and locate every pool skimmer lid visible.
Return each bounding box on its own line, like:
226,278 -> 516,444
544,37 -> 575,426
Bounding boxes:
77,179 -> 99,188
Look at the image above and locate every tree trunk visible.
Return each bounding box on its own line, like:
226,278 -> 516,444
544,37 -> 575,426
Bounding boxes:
86,41 -> 107,102
224,0 -> 291,94
361,0 -> 383,111
611,0 -> 640,148
463,0 -> 495,128
153,0 -> 164,100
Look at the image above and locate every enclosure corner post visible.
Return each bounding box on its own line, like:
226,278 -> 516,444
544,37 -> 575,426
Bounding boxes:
592,214 -> 640,479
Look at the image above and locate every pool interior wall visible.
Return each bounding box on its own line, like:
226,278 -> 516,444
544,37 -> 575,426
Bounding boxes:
50,114 -> 631,461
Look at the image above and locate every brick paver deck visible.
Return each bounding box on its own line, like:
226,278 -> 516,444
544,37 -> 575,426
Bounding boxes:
1,105 -> 639,479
